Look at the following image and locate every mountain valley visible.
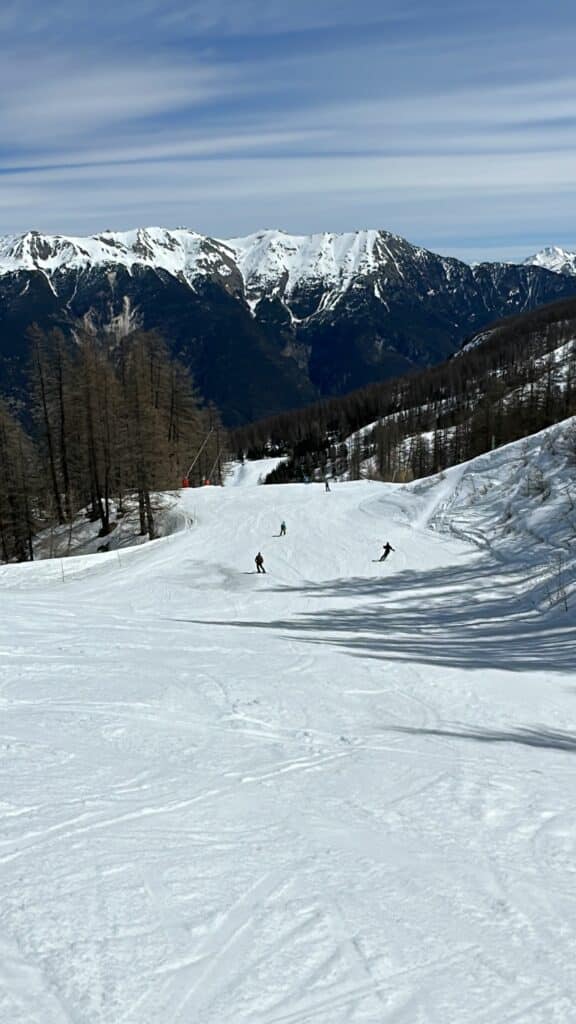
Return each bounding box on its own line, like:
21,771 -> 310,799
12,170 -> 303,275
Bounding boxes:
2,227 -> 576,424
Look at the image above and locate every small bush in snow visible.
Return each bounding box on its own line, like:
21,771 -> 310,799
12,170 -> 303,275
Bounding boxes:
522,468 -> 551,501
545,553 -> 569,611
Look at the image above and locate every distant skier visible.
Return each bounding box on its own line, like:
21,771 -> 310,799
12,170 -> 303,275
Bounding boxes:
379,542 -> 395,562
280,521 -> 287,536
325,479 -> 331,492
255,552 -> 266,574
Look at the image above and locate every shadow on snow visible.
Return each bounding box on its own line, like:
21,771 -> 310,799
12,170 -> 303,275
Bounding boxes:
182,558 -> 576,674
387,724 -> 576,753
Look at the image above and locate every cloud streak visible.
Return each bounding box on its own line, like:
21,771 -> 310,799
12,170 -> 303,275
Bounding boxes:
1,0 -> 575,260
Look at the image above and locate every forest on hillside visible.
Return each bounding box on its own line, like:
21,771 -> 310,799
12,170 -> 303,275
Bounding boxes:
0,328 -> 225,562
232,298 -> 576,485
4,295 -> 576,563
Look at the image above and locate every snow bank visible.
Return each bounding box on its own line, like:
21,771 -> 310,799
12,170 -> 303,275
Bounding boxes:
408,416 -> 576,611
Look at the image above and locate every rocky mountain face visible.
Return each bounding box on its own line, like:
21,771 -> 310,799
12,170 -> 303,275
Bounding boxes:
1,226 -> 576,424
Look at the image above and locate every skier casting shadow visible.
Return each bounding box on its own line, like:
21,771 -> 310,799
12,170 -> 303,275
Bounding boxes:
279,521 -> 286,536
255,552 -> 266,573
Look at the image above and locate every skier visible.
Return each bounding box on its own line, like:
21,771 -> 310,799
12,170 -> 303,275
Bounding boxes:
325,479 -> 331,492
255,552 -> 266,574
379,542 -> 394,562
280,521 -> 287,536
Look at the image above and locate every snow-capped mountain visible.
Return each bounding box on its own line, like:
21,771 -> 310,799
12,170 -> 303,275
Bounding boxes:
523,245 -> 576,277
1,225 -> 576,424
0,227 -> 241,289
0,225 -> 451,305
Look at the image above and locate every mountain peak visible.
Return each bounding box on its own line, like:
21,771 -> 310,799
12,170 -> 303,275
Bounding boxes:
223,227 -> 411,299
524,245 -> 576,276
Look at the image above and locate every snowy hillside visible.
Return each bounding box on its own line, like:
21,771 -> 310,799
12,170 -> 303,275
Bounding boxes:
1,423 -> 576,1022
223,228 -> 427,308
410,418 -> 576,611
32,493 -> 190,560
226,455 -> 287,487
524,245 -> 576,276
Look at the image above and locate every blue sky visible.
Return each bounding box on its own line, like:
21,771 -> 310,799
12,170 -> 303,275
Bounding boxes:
1,0 -> 576,261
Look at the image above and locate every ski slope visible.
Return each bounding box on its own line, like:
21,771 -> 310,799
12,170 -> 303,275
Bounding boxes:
1,435 -> 576,1023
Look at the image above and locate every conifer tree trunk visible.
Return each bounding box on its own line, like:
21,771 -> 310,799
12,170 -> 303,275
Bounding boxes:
31,334 -> 64,524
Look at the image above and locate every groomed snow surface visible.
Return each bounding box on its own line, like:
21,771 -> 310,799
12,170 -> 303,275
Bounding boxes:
1,422 -> 576,1023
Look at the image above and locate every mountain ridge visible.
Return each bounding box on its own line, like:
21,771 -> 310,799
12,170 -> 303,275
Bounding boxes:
0,226 -> 457,315
2,225 -> 576,424
5,224 -> 576,289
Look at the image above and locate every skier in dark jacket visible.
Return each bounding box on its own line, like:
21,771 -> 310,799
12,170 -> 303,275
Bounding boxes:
280,521 -> 286,536
255,552 -> 266,573
379,542 -> 395,562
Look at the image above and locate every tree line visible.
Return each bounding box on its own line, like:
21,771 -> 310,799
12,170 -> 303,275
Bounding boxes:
231,296 -> 576,484
0,328 -> 225,562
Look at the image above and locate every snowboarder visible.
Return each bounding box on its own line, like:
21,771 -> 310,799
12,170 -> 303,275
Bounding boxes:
255,552 -> 266,573
379,542 -> 395,562
280,521 -> 286,536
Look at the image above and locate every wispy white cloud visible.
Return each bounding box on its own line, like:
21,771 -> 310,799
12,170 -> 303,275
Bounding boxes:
4,149 -> 576,210
154,0 -> 417,34
0,59 -> 241,147
1,0 -> 576,259
289,77 -> 576,134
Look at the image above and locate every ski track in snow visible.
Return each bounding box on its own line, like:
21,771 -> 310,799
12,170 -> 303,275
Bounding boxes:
1,465 -> 576,1022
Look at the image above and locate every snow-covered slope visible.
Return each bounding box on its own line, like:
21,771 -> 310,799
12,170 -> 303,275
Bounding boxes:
410,417 -> 576,610
1,423 -> 576,1022
226,455 -> 286,486
524,245 -> 576,276
224,228 -> 419,307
